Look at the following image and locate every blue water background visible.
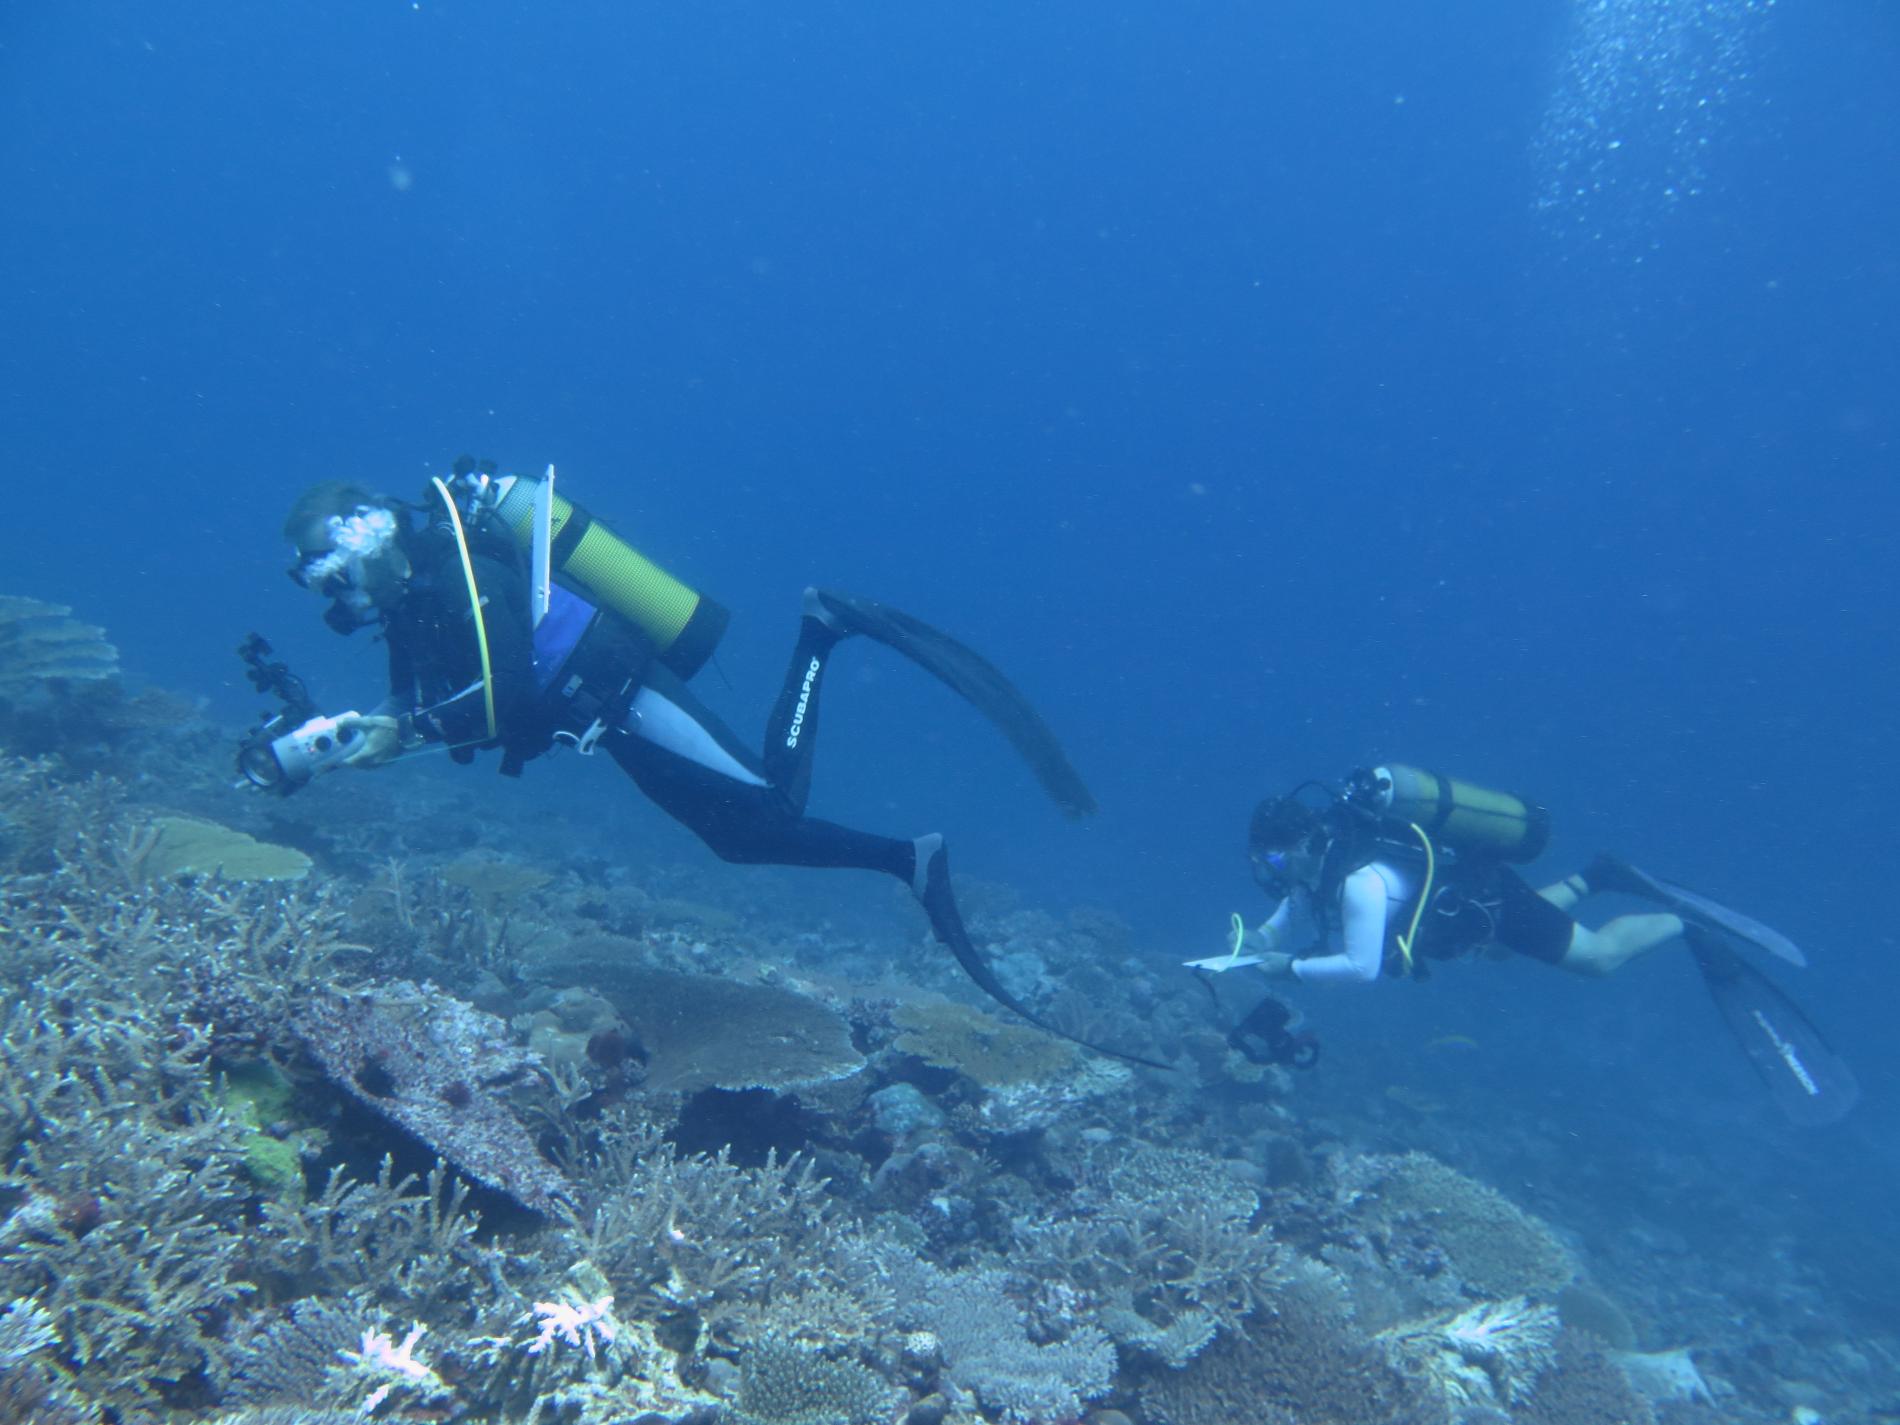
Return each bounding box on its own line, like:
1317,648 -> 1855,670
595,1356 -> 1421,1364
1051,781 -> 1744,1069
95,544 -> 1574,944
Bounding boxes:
3,0 -> 1896,1321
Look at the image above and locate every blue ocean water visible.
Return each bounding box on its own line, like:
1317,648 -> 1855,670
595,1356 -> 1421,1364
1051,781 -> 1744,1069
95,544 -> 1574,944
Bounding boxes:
3,0 -> 1896,1359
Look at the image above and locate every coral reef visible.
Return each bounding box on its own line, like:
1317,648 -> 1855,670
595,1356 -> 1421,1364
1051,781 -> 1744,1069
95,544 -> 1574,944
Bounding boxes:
891,997 -> 1081,1088
293,981 -> 570,1213
541,954 -> 865,1094
728,1331 -> 897,1425
0,647 -> 1892,1425
0,596 -> 117,692
1338,1149 -> 1580,1300
133,813 -> 314,883
1139,1284 -> 1407,1425
1518,1334 -> 1659,1425
877,1253 -> 1116,1424
1014,1139 -> 1294,1366
1379,1297 -> 1562,1417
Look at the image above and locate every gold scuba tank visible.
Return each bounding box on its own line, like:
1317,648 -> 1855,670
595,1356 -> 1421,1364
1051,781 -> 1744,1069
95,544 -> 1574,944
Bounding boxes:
489,473 -> 729,679
1360,763 -> 1550,863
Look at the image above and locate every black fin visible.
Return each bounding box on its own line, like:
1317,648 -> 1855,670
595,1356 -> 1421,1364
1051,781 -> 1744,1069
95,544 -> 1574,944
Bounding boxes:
811,589 -> 1098,818
1607,857 -> 1807,968
1690,929 -> 1857,1126
915,841 -> 1169,1071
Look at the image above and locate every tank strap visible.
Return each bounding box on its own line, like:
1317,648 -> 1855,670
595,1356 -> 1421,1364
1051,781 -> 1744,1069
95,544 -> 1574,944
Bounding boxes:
551,503 -> 593,567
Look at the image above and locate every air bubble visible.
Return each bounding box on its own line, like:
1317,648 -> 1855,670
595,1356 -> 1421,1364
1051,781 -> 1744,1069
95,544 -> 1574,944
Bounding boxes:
1532,0 -> 1777,254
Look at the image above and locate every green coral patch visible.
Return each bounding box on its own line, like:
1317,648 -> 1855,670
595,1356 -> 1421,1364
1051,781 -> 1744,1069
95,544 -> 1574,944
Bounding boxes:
143,815 -> 312,882
216,1061 -> 306,1200
892,998 -> 1080,1087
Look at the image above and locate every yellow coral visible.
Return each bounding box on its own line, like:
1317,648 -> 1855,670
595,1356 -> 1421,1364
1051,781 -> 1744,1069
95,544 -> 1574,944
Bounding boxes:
140,816 -> 312,883
892,999 -> 1079,1088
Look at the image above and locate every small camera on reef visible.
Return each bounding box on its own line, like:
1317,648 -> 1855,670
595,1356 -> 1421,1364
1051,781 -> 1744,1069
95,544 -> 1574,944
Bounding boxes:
237,712 -> 365,793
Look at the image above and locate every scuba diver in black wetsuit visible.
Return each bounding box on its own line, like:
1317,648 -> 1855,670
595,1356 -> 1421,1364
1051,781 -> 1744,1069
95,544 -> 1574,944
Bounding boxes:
1188,765 -> 1858,1125
254,460 -> 1161,1068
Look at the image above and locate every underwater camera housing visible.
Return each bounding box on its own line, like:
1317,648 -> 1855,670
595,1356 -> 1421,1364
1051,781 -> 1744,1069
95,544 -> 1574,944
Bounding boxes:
237,711 -> 365,792
235,633 -> 360,793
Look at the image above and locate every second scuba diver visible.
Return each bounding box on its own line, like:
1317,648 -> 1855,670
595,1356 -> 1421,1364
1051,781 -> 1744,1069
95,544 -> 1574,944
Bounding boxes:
1191,764 -> 1858,1124
256,458 -> 1161,1067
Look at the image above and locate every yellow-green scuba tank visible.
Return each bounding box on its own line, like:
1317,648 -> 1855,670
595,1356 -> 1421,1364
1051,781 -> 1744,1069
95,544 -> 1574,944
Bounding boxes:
1349,763 -> 1550,864
479,467 -> 729,679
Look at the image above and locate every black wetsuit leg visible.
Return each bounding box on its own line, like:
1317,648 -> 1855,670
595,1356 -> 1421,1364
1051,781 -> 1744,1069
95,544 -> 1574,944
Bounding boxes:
760,604 -> 846,816
606,664 -> 911,879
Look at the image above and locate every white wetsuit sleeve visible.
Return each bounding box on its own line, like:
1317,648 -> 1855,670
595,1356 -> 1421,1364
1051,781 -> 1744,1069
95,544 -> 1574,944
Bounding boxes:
1255,897 -> 1293,948
1292,865 -> 1387,985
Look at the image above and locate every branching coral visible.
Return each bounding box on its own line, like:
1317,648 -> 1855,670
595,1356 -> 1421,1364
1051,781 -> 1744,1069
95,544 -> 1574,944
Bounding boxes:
458,1260 -> 718,1425
0,1074 -> 257,1412
1379,1297 -> 1561,1415
0,1296 -> 89,1423
557,1111 -> 847,1347
728,1331 -> 896,1425
875,1252 -> 1115,1423
252,1158 -> 495,1320
1013,1140 -> 1289,1365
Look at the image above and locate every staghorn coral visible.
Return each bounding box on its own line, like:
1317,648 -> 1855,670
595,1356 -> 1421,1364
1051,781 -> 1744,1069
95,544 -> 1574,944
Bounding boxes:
0,1074 -> 257,1413
876,1252 -> 1115,1424
557,1111 -> 847,1346
1379,1297 -> 1562,1416
1339,1150 -> 1578,1300
0,792 -> 369,1052
456,1258 -> 718,1425
0,1296 -> 90,1424
1013,1140 -> 1291,1364
0,597 -> 118,693
0,753 -> 123,875
292,980 -> 570,1213
252,1158 -> 495,1324
224,1297 -> 366,1406
727,1331 -> 897,1425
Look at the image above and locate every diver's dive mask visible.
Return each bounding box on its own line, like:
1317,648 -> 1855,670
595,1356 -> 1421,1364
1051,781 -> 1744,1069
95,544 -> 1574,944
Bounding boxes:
1250,847 -> 1297,899
288,505 -> 404,629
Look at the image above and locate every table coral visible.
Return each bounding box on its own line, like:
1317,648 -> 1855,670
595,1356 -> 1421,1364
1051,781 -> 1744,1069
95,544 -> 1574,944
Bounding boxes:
293,981 -> 570,1213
